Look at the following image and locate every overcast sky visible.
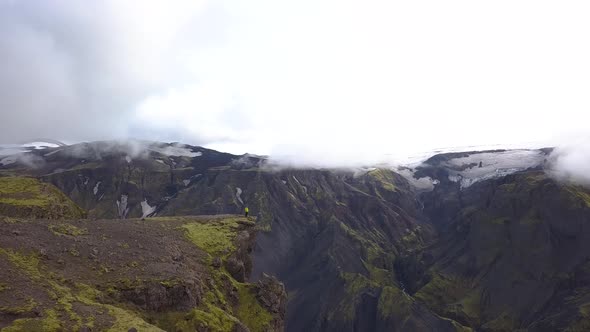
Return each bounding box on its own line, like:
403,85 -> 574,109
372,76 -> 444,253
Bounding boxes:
1,0 -> 589,164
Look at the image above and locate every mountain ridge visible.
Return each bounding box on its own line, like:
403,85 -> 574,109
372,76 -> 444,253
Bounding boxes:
1,140 -> 589,331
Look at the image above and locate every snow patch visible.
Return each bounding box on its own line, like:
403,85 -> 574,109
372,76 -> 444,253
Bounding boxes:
183,179 -> 191,186
116,195 -> 129,219
125,155 -> 132,163
444,150 -> 545,188
141,199 -> 157,219
281,180 -> 287,185
236,187 -> 244,205
93,182 -> 101,195
155,159 -> 166,164
150,145 -> 202,157
22,141 -> 60,150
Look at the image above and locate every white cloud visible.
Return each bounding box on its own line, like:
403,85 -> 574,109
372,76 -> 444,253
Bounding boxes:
549,136 -> 590,186
0,0 -> 589,167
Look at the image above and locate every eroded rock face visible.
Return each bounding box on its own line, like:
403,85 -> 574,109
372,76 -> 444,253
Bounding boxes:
257,273 -> 287,314
226,257 -> 246,282
403,171 -> 590,331
116,281 -> 202,312
257,273 -> 287,331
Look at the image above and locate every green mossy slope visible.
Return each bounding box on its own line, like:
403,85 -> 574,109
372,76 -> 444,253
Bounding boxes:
0,177 -> 85,219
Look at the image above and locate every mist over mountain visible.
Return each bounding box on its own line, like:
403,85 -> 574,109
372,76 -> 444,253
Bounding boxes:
1,140 -> 590,331
548,138 -> 590,186
2,1 -> 590,331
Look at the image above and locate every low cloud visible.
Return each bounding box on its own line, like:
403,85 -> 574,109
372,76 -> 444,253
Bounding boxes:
548,137 -> 590,187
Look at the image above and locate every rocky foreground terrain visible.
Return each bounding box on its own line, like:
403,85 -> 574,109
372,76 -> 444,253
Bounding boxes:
1,141 -> 589,331
0,213 -> 285,331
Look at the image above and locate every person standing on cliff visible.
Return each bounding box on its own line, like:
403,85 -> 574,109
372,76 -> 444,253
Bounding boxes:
244,206 -> 249,218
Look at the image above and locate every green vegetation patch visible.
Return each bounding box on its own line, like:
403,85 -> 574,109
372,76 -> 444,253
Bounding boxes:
415,273 -> 482,325
0,248 -> 41,280
104,304 -> 164,332
236,283 -> 273,331
415,273 -> 470,311
377,286 -> 412,319
182,217 -> 248,257
0,176 -> 49,206
567,186 -> 590,208
367,169 -> 397,192
157,305 -> 239,332
0,176 -> 86,218
49,222 -> 88,236
339,221 -> 397,286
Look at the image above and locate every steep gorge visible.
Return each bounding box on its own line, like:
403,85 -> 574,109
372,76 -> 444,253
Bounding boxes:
1,142 -> 590,331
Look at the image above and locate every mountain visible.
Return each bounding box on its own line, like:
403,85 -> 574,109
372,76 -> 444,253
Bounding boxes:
1,141 -> 589,331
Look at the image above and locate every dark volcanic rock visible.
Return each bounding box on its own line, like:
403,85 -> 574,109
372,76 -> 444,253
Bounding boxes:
257,273 -> 287,331
226,257 -> 246,282
257,273 -> 286,314
412,171 -> 590,331
3,141 -> 589,332
117,281 -> 201,311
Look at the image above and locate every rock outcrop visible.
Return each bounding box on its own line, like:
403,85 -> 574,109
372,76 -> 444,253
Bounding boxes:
256,273 -> 287,331
0,216 -> 285,332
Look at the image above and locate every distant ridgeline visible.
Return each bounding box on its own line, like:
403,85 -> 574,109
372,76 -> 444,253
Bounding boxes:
1,141 -> 590,331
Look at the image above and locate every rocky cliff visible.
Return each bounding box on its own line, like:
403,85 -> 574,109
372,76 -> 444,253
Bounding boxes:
0,215 -> 285,332
1,142 -> 589,331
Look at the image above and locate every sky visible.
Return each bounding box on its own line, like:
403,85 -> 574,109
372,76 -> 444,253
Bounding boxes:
0,0 -> 589,165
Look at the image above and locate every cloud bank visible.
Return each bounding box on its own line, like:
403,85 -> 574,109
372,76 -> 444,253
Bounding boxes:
549,137 -> 590,187
1,0 -> 589,167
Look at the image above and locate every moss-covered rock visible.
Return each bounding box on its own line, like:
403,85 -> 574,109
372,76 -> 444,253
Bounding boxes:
0,177 -> 86,219
0,216 -> 284,332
